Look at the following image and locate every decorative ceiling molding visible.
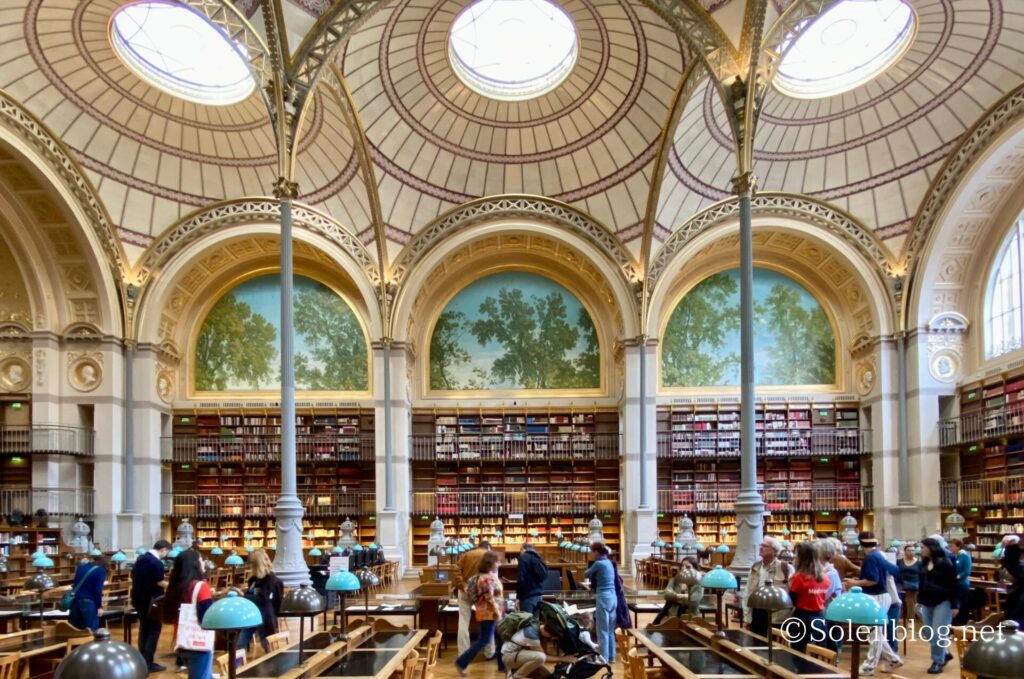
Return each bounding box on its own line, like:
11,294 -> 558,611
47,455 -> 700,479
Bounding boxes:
133,198 -> 380,291
648,192 -> 895,301
761,0 -> 840,62
0,87 -> 126,281
390,195 -> 641,290
639,0 -> 735,66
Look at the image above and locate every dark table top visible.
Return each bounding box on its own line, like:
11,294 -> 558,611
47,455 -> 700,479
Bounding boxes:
302,632 -> 338,651
319,649 -> 400,677
344,603 -> 419,613
0,638 -> 58,653
237,651 -> 302,677
634,629 -> 695,648
662,649 -> 752,675
742,648 -> 843,675
354,631 -> 419,650
715,629 -> 770,649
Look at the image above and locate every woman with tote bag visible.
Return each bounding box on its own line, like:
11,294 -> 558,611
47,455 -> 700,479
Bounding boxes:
163,550 -> 215,679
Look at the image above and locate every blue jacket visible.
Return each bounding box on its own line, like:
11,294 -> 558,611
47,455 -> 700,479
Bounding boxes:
585,557 -> 615,594
131,552 -> 165,611
517,549 -> 548,600
72,563 -> 105,606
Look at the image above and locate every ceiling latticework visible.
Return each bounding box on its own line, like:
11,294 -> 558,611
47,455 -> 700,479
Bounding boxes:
0,0 -> 1021,324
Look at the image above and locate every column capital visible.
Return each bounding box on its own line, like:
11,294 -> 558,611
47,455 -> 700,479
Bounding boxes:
273,177 -> 299,200
621,335 -> 657,349
731,172 -> 758,197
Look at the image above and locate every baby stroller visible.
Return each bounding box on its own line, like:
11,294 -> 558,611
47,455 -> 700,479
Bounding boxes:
535,601 -> 613,679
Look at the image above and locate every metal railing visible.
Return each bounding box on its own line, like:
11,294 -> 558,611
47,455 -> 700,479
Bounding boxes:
409,433 -> 620,461
656,484 -> 873,514
161,434 -> 376,463
161,492 -> 376,518
0,487 -> 95,516
939,403 -> 1024,447
411,489 -> 621,516
0,426 -> 94,456
940,476 -> 1024,508
656,429 -> 871,458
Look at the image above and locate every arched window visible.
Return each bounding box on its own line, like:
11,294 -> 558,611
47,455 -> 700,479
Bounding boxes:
986,216 -> 1024,358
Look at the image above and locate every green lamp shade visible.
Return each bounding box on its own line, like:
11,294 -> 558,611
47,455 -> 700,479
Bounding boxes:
656,540 -> 667,548
559,541 -> 570,548
136,546 -> 147,556
332,546 -> 344,555
470,530 -> 479,537
825,586 -> 886,625
701,566 -> 738,590
673,542 -> 683,549
224,551 -> 244,566
494,530 -> 503,537
31,549 -> 46,559
211,547 -> 224,556
309,547 -> 322,556
695,542 -> 705,551
201,591 -> 262,631
326,570 -> 361,592
368,543 -> 379,550
962,621 -> 1024,679
353,545 -> 364,552
168,547 -> 182,558
716,545 -> 730,553
111,551 -> 128,563
782,529 -> 791,535
244,533 -> 252,540
553,531 -> 563,538
89,548 -> 102,557
32,555 -> 55,569
889,540 -> 902,548
245,545 -> 255,553
528,530 -> 539,537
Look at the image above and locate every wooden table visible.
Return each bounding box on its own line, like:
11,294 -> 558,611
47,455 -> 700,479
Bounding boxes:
0,631 -> 69,679
319,630 -> 426,678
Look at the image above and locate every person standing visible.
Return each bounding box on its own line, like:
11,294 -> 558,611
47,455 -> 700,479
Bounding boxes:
237,549 -> 283,654
452,540 -> 492,658
828,537 -> 861,578
454,551 -> 506,675
898,543 -> 920,618
131,539 -> 171,673
950,538 -> 973,625
653,557 -> 704,623
1000,535 -> 1024,623
787,543 -> 830,654
164,550 -> 214,679
842,531 -> 902,676
742,537 -> 793,637
69,555 -> 108,631
917,537 -> 958,674
815,539 -> 844,654
584,541 -> 617,662
516,542 -> 548,614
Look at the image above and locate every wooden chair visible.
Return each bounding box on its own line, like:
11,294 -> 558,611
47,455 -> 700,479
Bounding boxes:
389,649 -> 418,679
770,627 -> 789,647
0,630 -> 41,643
805,644 -> 837,665
64,635 -> 92,656
634,560 -> 646,586
265,631 -> 289,652
615,629 -> 634,660
415,631 -> 441,679
625,648 -> 673,679
53,621 -> 92,641
0,652 -> 20,679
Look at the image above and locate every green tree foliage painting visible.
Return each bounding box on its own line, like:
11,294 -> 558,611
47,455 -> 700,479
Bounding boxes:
429,272 -> 600,390
661,268 -> 835,387
195,275 -> 368,392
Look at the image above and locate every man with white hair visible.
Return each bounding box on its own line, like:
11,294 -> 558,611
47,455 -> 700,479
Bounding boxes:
742,536 -> 793,637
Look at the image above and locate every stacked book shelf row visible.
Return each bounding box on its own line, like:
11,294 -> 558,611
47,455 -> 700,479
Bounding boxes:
174,517 -> 372,551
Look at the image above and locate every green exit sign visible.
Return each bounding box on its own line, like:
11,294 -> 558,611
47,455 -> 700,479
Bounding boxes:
181,417 -> 191,423
420,515 -> 429,520
971,507 -> 979,512
969,445 -> 978,452
820,457 -> 829,462
656,513 -> 664,518
818,410 -> 828,416
821,511 -> 831,516
11,403 -> 21,410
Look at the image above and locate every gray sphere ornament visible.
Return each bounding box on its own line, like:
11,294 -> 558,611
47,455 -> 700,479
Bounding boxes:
55,628 -> 147,679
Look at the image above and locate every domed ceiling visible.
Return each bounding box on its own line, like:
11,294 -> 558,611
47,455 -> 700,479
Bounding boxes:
0,0 -> 1022,276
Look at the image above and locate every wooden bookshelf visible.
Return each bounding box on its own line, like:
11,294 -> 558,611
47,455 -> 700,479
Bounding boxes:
167,408 -> 376,550
656,402 -> 869,535
409,408 -> 621,566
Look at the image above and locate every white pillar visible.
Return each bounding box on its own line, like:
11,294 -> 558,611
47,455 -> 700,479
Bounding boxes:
374,341 -> 410,574
903,330 -> 949,536
622,337 -> 657,572
130,344 -> 170,547
864,337 -> 909,541
89,345 -> 126,550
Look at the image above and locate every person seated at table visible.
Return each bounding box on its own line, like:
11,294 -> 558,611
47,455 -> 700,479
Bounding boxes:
502,619 -> 575,679
652,557 -> 704,624
69,554 -> 109,631
742,537 -> 793,637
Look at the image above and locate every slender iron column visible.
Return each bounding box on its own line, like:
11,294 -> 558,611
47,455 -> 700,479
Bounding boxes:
123,340 -> 135,514
638,335 -> 649,509
272,180 -> 308,585
897,332 -> 911,505
383,340 -> 394,511
730,173 -> 765,571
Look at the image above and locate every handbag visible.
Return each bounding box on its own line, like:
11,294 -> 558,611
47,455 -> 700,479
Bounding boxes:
58,566 -> 98,611
175,582 -> 215,652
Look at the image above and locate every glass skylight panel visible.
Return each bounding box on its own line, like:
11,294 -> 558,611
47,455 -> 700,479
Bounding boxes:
449,0 -> 578,101
110,1 -> 256,106
775,0 -> 916,99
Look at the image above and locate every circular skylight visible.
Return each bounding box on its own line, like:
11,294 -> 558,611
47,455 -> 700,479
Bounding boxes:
110,1 -> 256,106
449,0 -> 578,101
775,0 -> 916,99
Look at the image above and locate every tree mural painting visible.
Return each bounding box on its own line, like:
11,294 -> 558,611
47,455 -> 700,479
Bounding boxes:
661,268 -> 835,387
429,272 -> 600,390
194,275 -> 368,392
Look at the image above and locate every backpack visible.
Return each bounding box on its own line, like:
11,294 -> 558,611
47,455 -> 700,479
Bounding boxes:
465,574 -> 481,604
497,612 -> 536,641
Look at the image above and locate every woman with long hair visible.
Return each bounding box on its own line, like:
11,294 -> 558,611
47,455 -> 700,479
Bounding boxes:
899,543 -> 920,619
69,554 -> 109,631
584,541 -> 617,661
787,542 -> 830,654
164,550 -> 214,679
237,549 -> 283,654
454,551 -> 506,675
917,537 -> 957,674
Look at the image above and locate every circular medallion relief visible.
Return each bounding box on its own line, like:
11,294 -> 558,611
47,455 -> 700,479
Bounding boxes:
0,357 -> 31,392
929,349 -> 960,384
68,356 -> 102,393
856,360 -> 876,396
156,369 -> 175,404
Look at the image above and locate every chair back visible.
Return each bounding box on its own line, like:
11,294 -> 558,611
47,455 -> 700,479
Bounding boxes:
0,652 -> 20,679
420,630 -> 442,677
64,635 -> 91,657
805,643 -> 837,665
770,627 -> 789,647
393,649 -> 418,679
53,621 -> 92,641
266,631 -> 289,652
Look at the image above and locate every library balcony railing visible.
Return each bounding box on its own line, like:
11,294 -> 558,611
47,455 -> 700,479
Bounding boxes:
0,487 -> 95,516
409,433 -> 620,461
939,403 -> 1024,447
161,492 -> 376,518
656,484 -> 873,514
939,475 -> 1024,508
0,425 -> 94,456
411,489 -> 621,516
655,429 -> 871,458
160,434 -> 376,463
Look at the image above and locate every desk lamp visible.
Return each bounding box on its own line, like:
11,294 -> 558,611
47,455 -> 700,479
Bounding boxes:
55,628 -> 147,679
111,551 -> 128,572
201,592 -> 261,679
224,550 -> 244,585
326,569 -> 361,639
89,548 -> 102,557
825,586 -> 885,679
280,583 -> 325,665
962,620 -> 1024,679
309,546 -> 323,558
27,554 -> 55,627
748,583 -> 792,662
357,567 -> 381,623
135,546 -> 146,557
700,565 -> 737,636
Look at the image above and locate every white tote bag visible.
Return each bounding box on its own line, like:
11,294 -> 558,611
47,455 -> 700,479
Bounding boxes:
175,582 -> 216,652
